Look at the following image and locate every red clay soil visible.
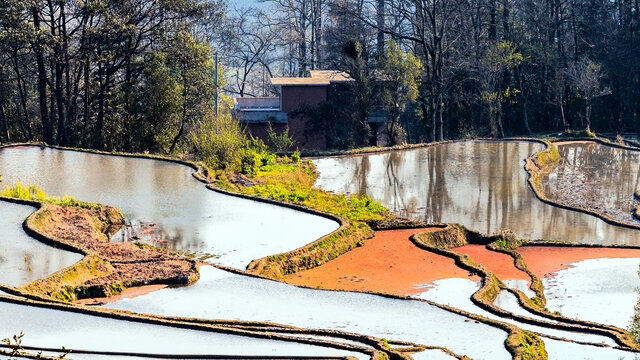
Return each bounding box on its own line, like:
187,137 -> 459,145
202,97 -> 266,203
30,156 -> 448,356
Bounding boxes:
74,284 -> 168,305
452,244 -> 530,281
285,228 -> 478,295
518,246 -> 640,278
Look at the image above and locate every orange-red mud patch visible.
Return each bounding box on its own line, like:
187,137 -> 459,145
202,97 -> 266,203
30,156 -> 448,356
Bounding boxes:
74,284 -> 168,305
284,228 -> 478,295
552,140 -> 596,146
452,244 -> 529,281
518,246 -> 640,278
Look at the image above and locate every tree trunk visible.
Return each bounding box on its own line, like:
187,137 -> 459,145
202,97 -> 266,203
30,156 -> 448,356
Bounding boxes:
377,0 -> 385,55
32,6 -> 52,144
11,52 -> 33,140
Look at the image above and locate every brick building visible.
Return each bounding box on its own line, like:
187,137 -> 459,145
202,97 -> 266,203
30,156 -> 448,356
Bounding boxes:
232,70 -> 387,150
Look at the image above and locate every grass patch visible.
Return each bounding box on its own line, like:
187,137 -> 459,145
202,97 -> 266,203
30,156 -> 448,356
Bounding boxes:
1,182 -> 100,209
215,158 -> 391,222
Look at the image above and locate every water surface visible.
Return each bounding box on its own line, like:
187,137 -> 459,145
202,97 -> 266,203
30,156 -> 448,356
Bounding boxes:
414,278 -> 616,346
0,202 -> 82,286
313,141 -> 640,244
0,298 -> 363,358
105,266 -> 511,360
544,257 -> 640,328
0,147 -> 338,268
542,142 -> 640,224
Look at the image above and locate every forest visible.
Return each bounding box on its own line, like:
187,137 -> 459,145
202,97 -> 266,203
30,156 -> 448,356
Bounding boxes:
0,0 -> 638,153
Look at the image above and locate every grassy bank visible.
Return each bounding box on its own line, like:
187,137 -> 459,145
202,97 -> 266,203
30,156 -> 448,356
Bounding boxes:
212,157 -> 402,278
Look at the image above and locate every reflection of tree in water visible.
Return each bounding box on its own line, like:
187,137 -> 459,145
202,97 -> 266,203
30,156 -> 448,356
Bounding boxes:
544,143 -> 640,220
383,151 -> 412,217
351,156 -> 371,198
424,145 -> 450,222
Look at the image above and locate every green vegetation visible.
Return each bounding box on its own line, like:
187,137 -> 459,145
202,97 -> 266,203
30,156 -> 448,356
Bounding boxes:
215,157 -> 391,222
515,331 -> 547,360
491,230 -> 523,250
0,183 -> 100,209
210,151 -> 392,277
266,123 -> 295,152
19,255 -> 113,302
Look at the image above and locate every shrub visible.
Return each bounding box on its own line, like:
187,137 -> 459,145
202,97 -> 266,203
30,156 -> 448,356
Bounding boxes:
190,113 -> 245,171
292,149 -> 301,163
266,122 -> 295,152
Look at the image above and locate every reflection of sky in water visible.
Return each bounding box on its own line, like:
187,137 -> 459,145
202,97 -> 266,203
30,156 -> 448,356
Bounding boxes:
106,265 -> 511,360
0,148 -> 338,268
0,202 -> 82,286
414,278 -> 617,347
314,141 -> 640,245
544,257 -> 640,329
0,299 -> 363,358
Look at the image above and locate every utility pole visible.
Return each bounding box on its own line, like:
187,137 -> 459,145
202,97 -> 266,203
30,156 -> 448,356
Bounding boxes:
214,51 -> 219,116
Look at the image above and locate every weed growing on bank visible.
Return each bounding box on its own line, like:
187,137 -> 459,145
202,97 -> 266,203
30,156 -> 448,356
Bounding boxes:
0,183 -> 100,209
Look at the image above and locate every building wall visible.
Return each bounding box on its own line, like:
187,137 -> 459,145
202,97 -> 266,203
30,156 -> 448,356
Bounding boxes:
280,85 -> 328,150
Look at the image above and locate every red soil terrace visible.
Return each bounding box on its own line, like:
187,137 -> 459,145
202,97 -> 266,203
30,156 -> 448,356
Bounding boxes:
518,246 -> 640,278
285,228 -> 479,295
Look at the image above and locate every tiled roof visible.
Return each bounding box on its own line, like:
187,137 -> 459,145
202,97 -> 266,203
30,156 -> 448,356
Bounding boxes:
270,70 -> 352,86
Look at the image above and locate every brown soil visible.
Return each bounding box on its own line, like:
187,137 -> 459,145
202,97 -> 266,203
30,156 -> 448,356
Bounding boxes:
20,204 -> 198,301
518,246 -> 640,278
74,284 -> 168,305
452,244 -> 529,281
552,140 -> 596,146
285,228 -> 478,295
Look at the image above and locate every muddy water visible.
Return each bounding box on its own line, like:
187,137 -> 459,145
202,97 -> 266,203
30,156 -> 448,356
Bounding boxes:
0,147 -> 338,268
542,142 -> 640,224
105,265 -> 511,360
0,298 -> 364,359
543,257 -> 640,328
313,141 -> 640,244
0,202 -> 82,286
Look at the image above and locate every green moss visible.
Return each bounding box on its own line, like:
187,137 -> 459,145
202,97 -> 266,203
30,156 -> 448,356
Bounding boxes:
413,224 -> 476,249
20,255 -> 114,301
518,331 -> 547,360
248,220 -> 373,278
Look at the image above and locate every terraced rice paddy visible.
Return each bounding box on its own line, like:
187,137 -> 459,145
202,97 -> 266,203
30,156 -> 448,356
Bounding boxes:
3,140 -> 640,359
